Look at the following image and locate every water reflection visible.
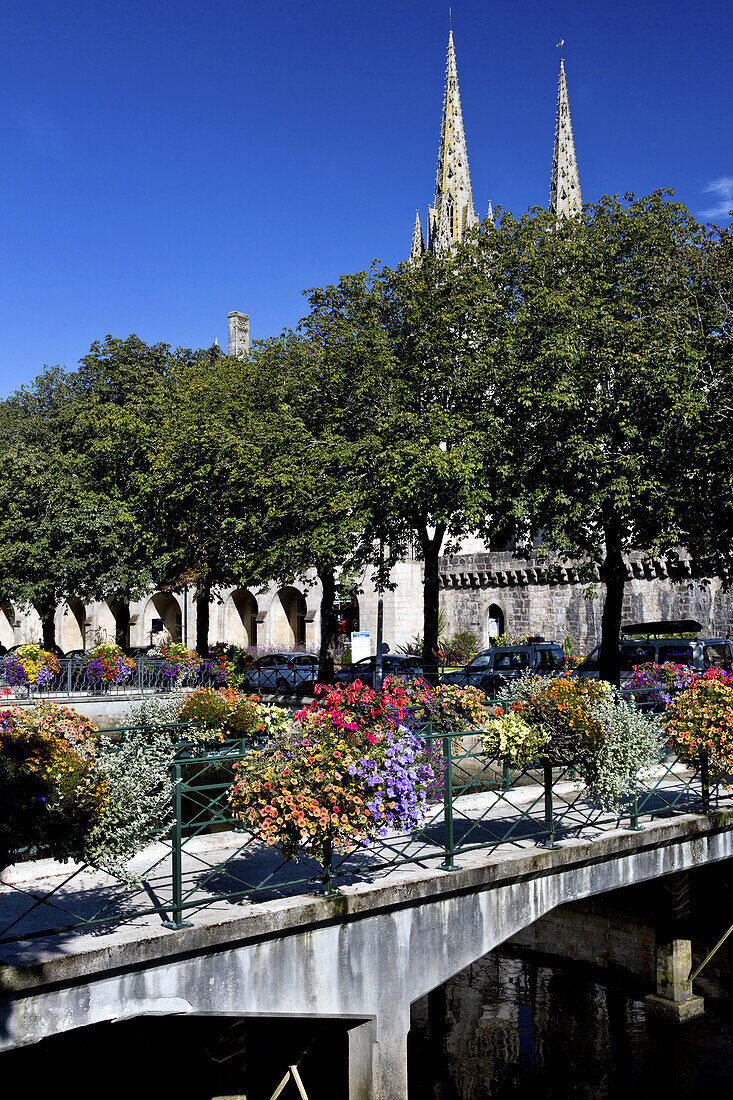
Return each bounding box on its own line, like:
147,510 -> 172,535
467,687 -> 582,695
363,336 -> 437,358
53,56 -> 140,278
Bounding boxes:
408,950 -> 733,1099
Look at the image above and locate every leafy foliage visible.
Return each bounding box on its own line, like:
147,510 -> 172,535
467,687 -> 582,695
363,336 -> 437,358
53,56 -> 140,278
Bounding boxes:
666,670 -> 733,781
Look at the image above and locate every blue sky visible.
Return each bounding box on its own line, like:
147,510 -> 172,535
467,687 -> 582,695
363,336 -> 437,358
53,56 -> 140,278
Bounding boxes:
1,0 -> 731,394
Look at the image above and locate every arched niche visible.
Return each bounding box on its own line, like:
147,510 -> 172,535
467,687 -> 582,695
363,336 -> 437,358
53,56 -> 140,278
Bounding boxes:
59,597 -> 87,652
268,587 -> 307,648
0,602 -> 16,649
224,590 -> 258,647
143,593 -> 183,645
487,604 -> 505,642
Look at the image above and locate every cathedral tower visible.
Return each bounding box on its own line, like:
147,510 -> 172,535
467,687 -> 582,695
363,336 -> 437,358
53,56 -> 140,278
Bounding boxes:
414,31 -> 480,256
549,51 -> 582,220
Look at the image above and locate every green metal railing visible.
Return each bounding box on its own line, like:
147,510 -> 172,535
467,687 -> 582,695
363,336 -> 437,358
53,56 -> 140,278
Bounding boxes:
0,707 -> 726,944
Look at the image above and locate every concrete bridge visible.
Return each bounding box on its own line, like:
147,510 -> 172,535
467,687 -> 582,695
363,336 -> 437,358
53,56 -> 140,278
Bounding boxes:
2,805 -> 732,1098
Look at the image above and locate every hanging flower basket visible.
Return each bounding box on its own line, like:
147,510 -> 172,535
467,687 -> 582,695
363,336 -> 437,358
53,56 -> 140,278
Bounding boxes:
4,645 -> 60,691
84,643 -> 135,688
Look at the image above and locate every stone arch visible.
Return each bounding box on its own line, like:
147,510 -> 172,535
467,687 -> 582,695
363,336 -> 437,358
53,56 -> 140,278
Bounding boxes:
143,593 -> 182,645
59,597 -> 87,652
224,589 -> 258,647
0,602 -> 16,650
487,604 -> 504,642
268,586 -> 307,648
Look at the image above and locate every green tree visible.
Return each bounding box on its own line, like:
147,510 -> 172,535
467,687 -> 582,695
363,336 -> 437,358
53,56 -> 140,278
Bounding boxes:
145,346 -> 260,654
365,243 -> 513,676
243,275 -> 389,681
493,192 -> 711,684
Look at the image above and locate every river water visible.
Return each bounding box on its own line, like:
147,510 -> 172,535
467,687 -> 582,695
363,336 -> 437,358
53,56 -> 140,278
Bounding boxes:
408,948 -> 733,1099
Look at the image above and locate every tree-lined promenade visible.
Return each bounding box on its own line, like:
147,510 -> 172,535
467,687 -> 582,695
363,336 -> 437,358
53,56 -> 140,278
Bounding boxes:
1,192 -> 731,684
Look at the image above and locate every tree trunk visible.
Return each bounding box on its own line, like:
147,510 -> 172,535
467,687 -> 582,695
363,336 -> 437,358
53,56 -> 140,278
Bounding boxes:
35,601 -> 56,651
598,513 -> 625,687
196,579 -> 212,656
317,565 -> 337,685
108,595 -> 131,651
421,525 -> 446,684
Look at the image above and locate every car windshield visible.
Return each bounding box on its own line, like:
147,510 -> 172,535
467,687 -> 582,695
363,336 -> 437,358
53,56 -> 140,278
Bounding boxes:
470,654 -> 492,669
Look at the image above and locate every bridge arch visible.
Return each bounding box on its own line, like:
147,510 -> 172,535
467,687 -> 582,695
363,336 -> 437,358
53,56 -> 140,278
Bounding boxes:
3,815 -> 732,1100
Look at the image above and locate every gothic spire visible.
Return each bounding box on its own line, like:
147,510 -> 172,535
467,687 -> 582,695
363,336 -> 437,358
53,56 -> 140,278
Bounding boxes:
410,209 -> 425,261
427,30 -> 478,252
549,57 -> 582,220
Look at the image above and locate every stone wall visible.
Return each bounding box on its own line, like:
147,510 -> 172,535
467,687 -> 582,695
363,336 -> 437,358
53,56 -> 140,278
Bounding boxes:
439,550 -> 733,654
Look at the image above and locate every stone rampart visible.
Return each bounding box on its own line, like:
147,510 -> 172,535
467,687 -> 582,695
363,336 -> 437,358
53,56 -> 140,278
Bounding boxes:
439,550 -> 733,653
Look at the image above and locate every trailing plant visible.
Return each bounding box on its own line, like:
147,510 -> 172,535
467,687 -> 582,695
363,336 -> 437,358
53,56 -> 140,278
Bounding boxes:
81,729 -> 175,881
177,687 -> 237,738
480,706 -> 550,767
580,696 -> 664,809
488,673 -> 662,809
228,680 -> 437,867
0,703 -> 105,870
150,642 -> 202,684
666,669 -> 733,782
422,683 -> 487,733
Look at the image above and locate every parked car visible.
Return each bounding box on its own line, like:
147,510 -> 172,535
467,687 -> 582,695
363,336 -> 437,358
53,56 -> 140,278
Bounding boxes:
335,654 -> 424,688
441,639 -> 566,696
576,619 -> 733,681
242,653 -> 320,694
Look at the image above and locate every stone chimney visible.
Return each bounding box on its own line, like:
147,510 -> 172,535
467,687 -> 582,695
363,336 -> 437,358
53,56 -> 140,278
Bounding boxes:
227,311 -> 250,358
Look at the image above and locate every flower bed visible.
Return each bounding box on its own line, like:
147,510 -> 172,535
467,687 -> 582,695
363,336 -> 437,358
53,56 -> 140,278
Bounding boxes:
84,643 -> 135,687
3,644 -> 59,690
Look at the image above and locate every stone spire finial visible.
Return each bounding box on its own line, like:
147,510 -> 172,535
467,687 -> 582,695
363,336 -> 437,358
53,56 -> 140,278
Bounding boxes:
549,57 -> 582,220
427,30 -> 478,253
410,210 -> 425,261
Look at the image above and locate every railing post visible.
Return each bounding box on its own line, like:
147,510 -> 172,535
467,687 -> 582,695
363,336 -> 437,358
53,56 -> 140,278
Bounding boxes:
163,762 -> 192,929
700,749 -> 710,813
320,835 -> 337,896
543,760 -> 556,848
66,659 -> 72,697
440,730 -> 460,870
625,785 -> 643,831
502,760 -> 510,791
